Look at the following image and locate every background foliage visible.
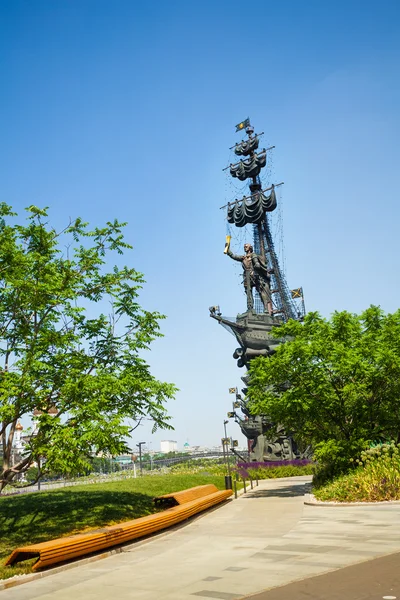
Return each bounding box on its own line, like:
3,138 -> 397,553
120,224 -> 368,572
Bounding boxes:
247,307 -> 400,482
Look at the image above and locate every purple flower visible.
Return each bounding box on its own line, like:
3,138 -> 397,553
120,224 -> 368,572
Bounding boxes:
236,459 -> 312,470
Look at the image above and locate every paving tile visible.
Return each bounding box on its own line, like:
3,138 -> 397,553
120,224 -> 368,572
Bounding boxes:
252,552 -> 302,561
294,560 -> 347,568
191,591 -> 242,599
338,519 -> 361,523
264,544 -> 339,553
28,593 -> 100,600
0,587 -> 41,600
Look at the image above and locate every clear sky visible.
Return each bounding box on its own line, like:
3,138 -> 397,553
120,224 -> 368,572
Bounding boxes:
1,0 -> 400,451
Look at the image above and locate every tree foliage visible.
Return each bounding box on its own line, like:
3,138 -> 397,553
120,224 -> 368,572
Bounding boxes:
247,307 -> 400,479
0,204 -> 177,492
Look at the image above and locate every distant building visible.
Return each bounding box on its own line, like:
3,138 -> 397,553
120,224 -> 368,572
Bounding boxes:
114,454 -> 132,464
14,420 -> 24,449
160,440 -> 178,453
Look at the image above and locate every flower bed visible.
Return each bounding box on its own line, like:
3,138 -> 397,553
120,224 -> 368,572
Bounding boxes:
236,459 -> 314,480
313,443 -> 400,502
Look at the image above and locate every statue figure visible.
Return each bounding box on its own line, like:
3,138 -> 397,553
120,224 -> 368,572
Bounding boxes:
225,240 -> 273,315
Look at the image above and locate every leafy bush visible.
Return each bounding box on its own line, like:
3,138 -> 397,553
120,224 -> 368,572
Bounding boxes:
312,439 -> 369,488
236,460 -> 314,480
314,442 -> 400,502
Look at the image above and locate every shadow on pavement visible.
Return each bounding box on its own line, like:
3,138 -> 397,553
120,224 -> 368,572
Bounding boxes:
243,484 -> 310,498
242,551 -> 400,600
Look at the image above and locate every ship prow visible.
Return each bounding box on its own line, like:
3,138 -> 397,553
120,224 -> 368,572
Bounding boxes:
209,308 -> 284,368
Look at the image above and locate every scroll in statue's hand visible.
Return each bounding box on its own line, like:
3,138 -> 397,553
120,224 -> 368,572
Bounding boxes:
224,235 -> 231,254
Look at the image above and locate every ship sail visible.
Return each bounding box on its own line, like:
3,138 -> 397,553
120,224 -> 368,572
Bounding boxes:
234,135 -> 259,156
227,187 -> 277,227
229,150 -> 266,180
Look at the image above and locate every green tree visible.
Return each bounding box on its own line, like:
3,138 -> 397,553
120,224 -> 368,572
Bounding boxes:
247,307 -> 400,480
0,204 -> 177,492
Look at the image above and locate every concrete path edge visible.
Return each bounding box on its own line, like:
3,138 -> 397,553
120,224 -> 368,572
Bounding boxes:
304,492 -> 400,506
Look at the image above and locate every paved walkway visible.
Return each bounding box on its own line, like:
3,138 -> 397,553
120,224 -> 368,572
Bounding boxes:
246,551 -> 400,600
3,475 -> 400,600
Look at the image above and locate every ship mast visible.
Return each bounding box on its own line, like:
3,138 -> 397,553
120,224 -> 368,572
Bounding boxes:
227,119 -> 302,321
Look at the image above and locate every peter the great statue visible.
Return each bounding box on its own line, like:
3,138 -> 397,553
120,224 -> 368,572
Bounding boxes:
225,239 -> 273,316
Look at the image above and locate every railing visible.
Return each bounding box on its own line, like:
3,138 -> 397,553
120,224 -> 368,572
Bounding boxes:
232,475 -> 259,498
1,470 -> 141,496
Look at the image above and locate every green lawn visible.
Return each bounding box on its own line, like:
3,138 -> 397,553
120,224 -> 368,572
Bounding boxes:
0,473 -> 227,580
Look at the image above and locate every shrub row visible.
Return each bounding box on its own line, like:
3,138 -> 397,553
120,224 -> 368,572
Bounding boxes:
313,442 -> 400,502
237,460 -> 314,480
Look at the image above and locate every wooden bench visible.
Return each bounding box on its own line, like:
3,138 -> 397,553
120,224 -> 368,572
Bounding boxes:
5,484 -> 232,572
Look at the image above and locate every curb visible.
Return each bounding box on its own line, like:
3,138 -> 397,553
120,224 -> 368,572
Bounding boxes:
304,493 -> 400,506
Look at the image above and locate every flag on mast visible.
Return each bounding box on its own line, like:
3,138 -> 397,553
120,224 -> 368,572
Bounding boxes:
290,287 -> 303,299
235,118 -> 250,132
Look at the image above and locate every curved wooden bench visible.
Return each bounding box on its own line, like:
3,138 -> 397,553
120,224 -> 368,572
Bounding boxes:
5,484 -> 232,571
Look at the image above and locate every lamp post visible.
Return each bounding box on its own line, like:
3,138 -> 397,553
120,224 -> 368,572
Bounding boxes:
223,420 -> 232,489
136,442 -> 146,475
148,441 -> 153,470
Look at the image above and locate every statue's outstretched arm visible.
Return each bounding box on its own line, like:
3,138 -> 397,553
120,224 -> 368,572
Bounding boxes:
226,249 -> 244,262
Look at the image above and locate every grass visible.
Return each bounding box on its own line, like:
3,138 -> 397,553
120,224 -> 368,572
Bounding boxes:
0,473 -> 226,580
313,443 -> 400,502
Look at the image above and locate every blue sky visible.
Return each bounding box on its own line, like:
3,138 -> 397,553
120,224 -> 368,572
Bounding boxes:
1,0 -> 400,450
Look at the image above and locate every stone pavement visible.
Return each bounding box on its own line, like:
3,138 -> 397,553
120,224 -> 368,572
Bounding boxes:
245,550 -> 400,600
3,475 -> 400,600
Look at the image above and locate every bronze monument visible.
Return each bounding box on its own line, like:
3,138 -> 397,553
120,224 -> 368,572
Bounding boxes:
210,119 -> 307,462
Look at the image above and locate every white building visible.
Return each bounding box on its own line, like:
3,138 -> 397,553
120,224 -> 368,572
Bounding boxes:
14,421 -> 24,450
160,440 -> 178,453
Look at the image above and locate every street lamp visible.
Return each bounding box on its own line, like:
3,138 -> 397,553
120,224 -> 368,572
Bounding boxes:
222,420 -> 232,490
136,442 -> 146,475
